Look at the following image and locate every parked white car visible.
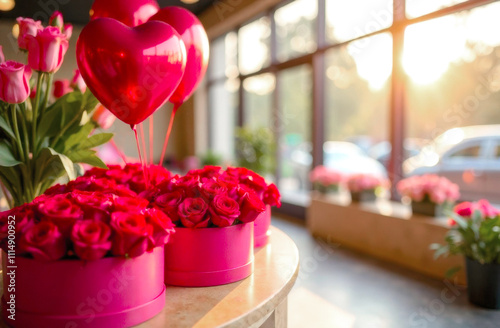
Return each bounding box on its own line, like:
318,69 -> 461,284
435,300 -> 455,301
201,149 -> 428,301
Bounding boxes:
403,125 -> 500,202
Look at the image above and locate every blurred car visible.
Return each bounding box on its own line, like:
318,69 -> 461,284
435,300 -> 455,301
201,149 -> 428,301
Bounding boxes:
370,138 -> 428,170
403,125 -> 500,202
291,141 -> 387,189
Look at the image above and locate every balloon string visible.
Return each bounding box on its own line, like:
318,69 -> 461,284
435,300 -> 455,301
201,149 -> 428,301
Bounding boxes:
110,139 -> 128,164
159,104 -> 179,167
149,115 -> 154,165
139,123 -> 150,189
132,125 -> 148,188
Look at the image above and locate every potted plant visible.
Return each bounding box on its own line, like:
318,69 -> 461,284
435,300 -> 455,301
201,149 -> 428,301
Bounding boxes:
397,174 -> 460,217
432,200 -> 500,309
346,174 -> 387,203
310,165 -> 344,194
0,187 -> 175,327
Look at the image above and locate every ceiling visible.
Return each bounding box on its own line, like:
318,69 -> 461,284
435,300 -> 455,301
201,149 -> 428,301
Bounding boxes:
0,0 -> 216,25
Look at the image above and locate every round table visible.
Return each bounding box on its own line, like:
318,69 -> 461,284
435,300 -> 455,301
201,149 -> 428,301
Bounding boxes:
136,226 -> 299,328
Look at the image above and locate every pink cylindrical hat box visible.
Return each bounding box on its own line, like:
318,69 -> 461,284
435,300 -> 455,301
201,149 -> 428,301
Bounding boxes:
253,205 -> 272,247
2,247 -> 166,328
164,222 -> 254,287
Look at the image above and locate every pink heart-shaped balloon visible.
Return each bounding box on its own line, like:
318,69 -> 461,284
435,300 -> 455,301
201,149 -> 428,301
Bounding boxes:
90,0 -> 159,27
149,7 -> 209,106
76,18 -> 186,126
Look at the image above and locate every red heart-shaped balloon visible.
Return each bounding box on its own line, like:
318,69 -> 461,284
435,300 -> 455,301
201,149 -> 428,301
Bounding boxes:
76,18 -> 186,126
149,7 -> 209,105
90,0 -> 159,27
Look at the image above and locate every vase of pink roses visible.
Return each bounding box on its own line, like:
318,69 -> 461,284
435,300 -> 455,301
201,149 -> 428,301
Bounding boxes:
432,200 -> 500,309
0,183 -> 175,327
310,165 -> 344,194
347,174 -> 387,203
397,174 -> 460,217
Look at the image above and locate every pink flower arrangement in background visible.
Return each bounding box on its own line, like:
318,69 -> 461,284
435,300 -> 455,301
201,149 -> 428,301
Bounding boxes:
397,174 -> 460,205
448,199 -> 500,226
310,165 -> 344,191
346,174 -> 387,193
0,191 -> 175,261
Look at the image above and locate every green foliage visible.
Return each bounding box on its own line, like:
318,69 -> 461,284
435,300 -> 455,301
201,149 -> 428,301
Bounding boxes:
0,83 -> 111,208
433,210 -> 500,265
235,127 -> 275,176
200,150 -> 222,166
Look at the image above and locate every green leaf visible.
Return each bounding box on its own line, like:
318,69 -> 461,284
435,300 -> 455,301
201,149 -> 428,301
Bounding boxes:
82,89 -> 99,112
445,266 -> 461,278
58,122 -> 95,153
0,115 -> 15,139
67,150 -> 107,169
38,92 -> 83,138
78,133 -> 113,150
433,245 -> 450,259
446,211 -> 468,230
80,155 -> 108,169
39,147 -> 76,181
0,142 -> 20,167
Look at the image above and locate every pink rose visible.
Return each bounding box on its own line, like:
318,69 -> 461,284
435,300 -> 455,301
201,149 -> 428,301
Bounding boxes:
111,212 -> 153,258
26,26 -> 69,73
37,195 -> 83,236
454,201 -> 473,217
209,194 -> 240,227
477,199 -> 499,219
63,24 -> 73,40
239,191 -> 266,223
178,198 -> 209,228
49,11 -> 64,29
144,208 -> 175,248
0,61 -> 32,104
16,17 -> 42,50
71,69 -> 86,93
53,79 -> 72,99
19,222 -> 66,261
263,183 -> 281,208
71,220 -> 112,260
154,190 -> 184,222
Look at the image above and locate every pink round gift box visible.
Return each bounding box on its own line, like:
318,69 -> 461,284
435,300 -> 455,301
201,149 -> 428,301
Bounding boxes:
2,247 -> 166,328
164,222 -> 254,287
254,205 -> 272,248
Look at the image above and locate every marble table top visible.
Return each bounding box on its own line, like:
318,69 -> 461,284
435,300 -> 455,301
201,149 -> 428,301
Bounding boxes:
136,226 -> 299,328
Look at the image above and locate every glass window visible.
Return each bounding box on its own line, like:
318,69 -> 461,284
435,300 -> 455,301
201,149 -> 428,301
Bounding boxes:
496,144 -> 500,158
208,79 -> 240,161
208,32 -> 238,81
278,65 -> 313,198
406,0 -> 468,19
238,17 -> 271,75
448,145 -> 481,158
275,0 -> 317,62
326,0 -> 393,44
324,33 -> 392,174
243,73 -> 275,129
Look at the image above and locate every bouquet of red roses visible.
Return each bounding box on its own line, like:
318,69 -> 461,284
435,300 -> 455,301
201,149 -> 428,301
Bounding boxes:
0,190 -> 175,261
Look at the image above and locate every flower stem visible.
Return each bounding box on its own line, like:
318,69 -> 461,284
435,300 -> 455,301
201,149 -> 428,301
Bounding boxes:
11,104 -> 25,163
40,73 -> 53,119
32,72 -> 44,157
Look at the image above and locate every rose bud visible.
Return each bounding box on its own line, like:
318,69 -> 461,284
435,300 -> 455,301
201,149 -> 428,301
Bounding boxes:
71,220 -> 112,261
209,194 -> 241,228
0,61 -> 32,104
110,212 -> 153,258
154,190 -> 184,222
263,183 -> 281,208
113,197 -> 149,212
26,26 -> 69,73
63,23 -> 73,40
178,198 -> 209,229
53,79 -> 72,99
37,195 -> 83,236
239,192 -> 266,223
49,11 -> 64,30
16,17 -> 43,51
19,222 -> 67,261
144,208 -> 175,248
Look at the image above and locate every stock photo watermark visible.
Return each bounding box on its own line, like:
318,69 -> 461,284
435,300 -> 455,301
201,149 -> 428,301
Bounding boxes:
5,214 -> 16,321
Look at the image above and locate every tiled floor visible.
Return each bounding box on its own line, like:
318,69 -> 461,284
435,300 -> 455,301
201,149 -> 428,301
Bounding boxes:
272,216 -> 500,328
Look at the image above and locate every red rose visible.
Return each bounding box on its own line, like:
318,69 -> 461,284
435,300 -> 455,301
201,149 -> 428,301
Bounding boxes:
209,195 -> 240,227
144,208 -> 175,248
178,198 -> 209,228
83,166 -> 108,179
263,183 -> 281,208
187,166 -> 222,179
113,197 -> 149,212
110,212 -> 153,258
44,183 -> 67,195
71,220 -> 112,260
113,185 -> 138,198
105,167 -> 132,184
154,190 -> 184,222
199,179 -> 227,200
71,191 -> 114,211
239,192 -> 266,223
0,205 -> 36,241
37,195 -> 83,236
19,222 -> 66,260
454,202 -> 473,218
173,175 -> 200,198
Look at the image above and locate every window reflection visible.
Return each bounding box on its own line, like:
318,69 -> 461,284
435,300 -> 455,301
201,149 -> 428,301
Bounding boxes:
406,0 -> 467,19
275,0 -> 317,62
208,32 -> 238,80
243,73 -> 275,129
326,0 -> 392,44
239,17 -> 271,75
